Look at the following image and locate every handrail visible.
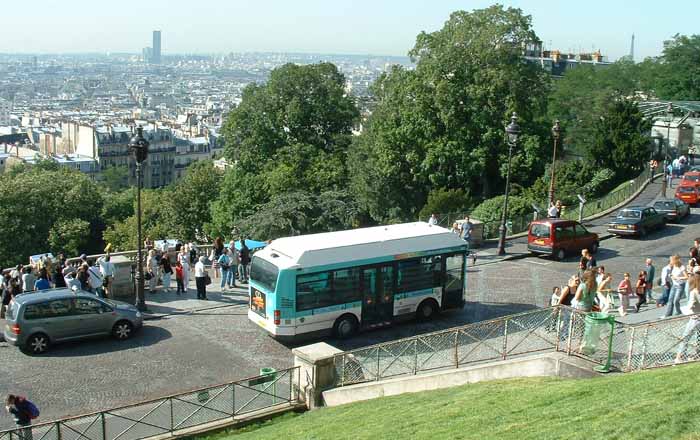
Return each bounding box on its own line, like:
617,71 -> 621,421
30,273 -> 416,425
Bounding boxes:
332,305 -> 700,387
435,168 -> 651,238
0,366 -> 300,439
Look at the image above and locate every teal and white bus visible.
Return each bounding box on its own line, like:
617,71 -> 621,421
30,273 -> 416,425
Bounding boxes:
248,222 -> 468,340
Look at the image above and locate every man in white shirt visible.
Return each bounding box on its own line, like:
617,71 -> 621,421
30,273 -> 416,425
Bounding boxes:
547,203 -> 558,218
96,254 -> 115,298
194,256 -> 208,300
658,260 -> 673,308
428,214 -> 438,226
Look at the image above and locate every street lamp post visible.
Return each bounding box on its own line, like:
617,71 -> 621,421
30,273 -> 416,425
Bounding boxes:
497,112 -> 521,256
549,120 -> 561,205
129,126 -> 150,312
661,103 -> 673,198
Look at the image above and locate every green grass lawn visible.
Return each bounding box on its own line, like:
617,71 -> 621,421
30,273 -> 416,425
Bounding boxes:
199,362 -> 700,440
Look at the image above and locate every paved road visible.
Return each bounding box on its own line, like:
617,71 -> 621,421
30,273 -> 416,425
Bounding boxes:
2,177 -> 693,429
333,178 -> 700,349
0,303 -> 293,430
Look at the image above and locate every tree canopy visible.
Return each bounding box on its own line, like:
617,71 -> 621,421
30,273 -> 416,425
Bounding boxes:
212,62 -> 360,238
349,5 -> 551,223
0,168 -> 104,266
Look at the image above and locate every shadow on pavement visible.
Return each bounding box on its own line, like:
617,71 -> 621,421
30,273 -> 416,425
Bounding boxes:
38,325 -> 173,358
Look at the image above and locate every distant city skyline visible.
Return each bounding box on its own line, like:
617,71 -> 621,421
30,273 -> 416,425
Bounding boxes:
1,0 -> 698,61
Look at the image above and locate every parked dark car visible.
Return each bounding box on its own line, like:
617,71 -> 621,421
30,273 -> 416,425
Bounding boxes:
652,199 -> 690,222
607,206 -> 666,237
527,219 -> 599,261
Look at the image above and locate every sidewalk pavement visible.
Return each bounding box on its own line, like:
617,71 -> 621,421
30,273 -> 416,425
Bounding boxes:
471,178 -> 664,267
141,276 -> 249,319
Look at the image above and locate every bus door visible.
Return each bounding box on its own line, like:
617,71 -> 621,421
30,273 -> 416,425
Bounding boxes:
361,264 -> 394,325
442,253 -> 466,309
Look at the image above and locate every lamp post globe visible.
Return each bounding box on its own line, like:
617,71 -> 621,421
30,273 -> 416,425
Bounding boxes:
129,126 -> 150,312
549,120 -> 561,205
497,113 -> 520,256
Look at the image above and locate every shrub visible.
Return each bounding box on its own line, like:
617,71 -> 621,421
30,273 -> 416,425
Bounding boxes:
470,195 -> 534,224
418,188 -> 473,220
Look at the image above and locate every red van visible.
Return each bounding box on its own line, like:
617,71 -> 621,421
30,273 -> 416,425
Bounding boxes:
527,219 -> 599,261
675,183 -> 700,205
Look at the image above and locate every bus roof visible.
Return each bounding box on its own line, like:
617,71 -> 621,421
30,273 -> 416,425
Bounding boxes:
258,222 -> 466,270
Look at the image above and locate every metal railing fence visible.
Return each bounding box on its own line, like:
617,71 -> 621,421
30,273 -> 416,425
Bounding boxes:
333,307 -> 560,387
438,169 -> 650,240
0,366 -> 300,440
332,306 -> 700,387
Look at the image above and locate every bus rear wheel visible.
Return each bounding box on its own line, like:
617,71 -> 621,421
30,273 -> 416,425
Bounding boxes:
416,299 -> 440,322
333,314 -> 358,339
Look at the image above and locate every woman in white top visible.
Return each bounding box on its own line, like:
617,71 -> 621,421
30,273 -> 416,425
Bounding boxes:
665,255 -> 687,318
146,249 -> 159,293
675,273 -> 700,363
194,256 -> 208,300
596,273 -> 614,314
178,246 -> 190,292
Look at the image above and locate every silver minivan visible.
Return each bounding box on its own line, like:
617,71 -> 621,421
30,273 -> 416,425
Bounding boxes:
3,289 -> 143,354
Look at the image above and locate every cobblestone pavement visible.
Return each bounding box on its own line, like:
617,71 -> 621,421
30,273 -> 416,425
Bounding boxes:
0,304 -> 293,429
3,178 -> 695,429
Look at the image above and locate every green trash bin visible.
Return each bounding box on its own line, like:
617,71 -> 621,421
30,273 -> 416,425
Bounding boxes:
582,312 -> 615,373
260,367 -> 277,403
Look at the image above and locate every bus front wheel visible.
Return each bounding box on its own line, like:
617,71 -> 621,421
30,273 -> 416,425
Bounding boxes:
333,314 -> 358,339
417,299 -> 440,322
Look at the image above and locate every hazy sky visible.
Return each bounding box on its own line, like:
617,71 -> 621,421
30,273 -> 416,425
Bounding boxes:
2,0 -> 697,60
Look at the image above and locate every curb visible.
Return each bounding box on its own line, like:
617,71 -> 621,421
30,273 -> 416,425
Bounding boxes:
143,303 -> 245,321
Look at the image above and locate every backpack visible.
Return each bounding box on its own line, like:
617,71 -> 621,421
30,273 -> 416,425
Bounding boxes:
21,399 -> 40,419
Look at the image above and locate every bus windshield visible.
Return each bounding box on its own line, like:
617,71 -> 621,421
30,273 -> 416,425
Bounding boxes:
250,256 -> 279,292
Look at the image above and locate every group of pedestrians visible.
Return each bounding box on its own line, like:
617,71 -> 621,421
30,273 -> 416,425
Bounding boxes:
550,250 -> 658,317
209,237 -> 252,291
142,237 -> 252,300
548,237 -> 700,364
1,253 -> 114,318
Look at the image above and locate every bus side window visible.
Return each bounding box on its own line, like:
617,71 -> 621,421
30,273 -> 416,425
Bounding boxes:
333,268 -> 361,304
397,258 -> 435,292
296,272 -> 331,311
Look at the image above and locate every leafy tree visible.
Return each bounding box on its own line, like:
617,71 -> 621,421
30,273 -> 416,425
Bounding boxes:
34,157 -> 61,172
48,219 -> 91,257
548,61 -> 642,158
101,187 -> 135,227
650,34 -> 700,100
101,166 -> 130,192
469,194 -> 533,224
236,190 -> 359,240
523,160 -> 615,207
166,161 -> 222,241
214,63 -> 359,236
419,189 -> 473,221
350,5 -> 551,223
588,99 -> 652,179
208,168 -> 267,238
102,189 -> 174,250
222,62 -> 359,172
0,168 -> 104,265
